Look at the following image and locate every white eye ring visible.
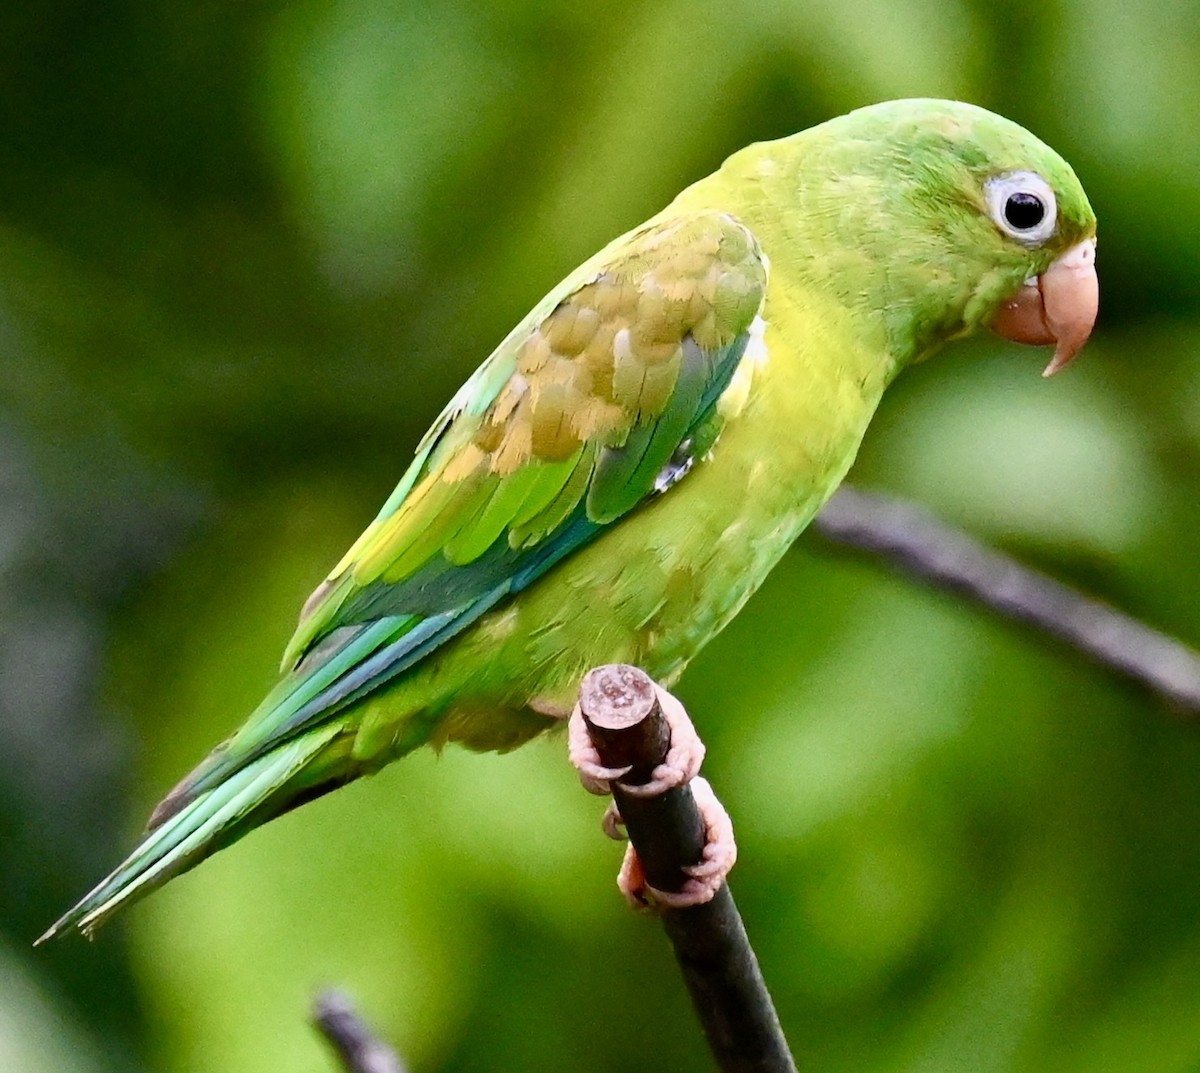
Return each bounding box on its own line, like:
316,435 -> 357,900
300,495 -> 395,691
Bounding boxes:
986,171 -> 1058,246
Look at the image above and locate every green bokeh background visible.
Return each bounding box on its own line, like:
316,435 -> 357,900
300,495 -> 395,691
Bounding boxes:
3,1 -> 1199,1070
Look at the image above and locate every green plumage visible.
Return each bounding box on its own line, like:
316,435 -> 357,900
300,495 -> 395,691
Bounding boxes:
43,99 -> 1096,941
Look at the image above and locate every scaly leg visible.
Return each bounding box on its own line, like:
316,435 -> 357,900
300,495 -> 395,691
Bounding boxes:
608,778 -> 737,908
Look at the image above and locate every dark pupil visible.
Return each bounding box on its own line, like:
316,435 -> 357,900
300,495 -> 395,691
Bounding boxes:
1005,191 -> 1045,230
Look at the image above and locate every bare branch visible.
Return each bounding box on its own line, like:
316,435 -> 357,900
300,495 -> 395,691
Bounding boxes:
574,665 -> 798,1073
312,990 -> 406,1073
814,486 -> 1200,713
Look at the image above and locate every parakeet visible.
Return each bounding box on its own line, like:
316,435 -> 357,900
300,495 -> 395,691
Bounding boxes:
42,98 -> 1098,940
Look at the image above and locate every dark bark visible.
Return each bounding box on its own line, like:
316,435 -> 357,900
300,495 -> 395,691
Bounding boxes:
576,665 -> 798,1073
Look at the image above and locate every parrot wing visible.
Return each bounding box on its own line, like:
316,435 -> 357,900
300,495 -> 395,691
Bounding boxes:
39,210 -> 769,941
158,210 -> 768,817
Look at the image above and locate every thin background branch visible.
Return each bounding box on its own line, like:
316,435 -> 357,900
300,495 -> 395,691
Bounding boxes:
814,485 -> 1200,713
312,991 -> 406,1073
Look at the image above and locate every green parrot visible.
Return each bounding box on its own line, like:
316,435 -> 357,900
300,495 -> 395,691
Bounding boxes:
42,98 -> 1098,940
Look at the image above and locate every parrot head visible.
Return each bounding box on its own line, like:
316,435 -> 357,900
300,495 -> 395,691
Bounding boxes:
716,98 -> 1099,376
844,98 -> 1098,375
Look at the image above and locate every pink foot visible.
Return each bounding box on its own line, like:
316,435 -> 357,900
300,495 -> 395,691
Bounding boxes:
567,684 -> 704,796
615,778 -> 737,909
568,706 -> 631,795
621,686 -> 706,798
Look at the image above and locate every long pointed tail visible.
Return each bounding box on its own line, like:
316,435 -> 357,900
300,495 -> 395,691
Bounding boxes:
38,725 -> 340,943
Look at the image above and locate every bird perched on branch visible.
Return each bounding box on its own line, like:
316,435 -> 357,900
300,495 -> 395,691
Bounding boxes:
43,98 -> 1097,940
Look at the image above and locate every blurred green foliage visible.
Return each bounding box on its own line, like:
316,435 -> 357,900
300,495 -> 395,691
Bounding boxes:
1,1 -> 1198,1070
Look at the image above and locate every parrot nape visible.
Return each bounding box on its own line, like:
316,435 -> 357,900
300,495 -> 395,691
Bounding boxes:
41,98 -> 1098,940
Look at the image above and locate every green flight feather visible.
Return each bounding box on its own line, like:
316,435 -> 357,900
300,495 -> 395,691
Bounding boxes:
37,724 -> 342,941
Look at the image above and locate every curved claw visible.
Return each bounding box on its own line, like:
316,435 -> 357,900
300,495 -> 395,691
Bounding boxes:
601,802 -> 626,842
568,705 -> 633,794
617,687 -> 705,798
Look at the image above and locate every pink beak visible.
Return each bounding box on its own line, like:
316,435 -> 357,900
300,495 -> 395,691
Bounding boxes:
991,239 -> 1099,376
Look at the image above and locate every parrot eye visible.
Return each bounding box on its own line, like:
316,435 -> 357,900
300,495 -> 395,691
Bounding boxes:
985,171 -> 1057,246
1004,192 -> 1044,229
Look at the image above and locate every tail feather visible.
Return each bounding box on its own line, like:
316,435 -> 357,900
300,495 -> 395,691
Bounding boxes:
37,725 -> 340,943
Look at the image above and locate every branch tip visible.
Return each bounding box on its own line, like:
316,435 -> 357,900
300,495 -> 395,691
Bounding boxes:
312,989 -> 405,1073
579,665 -> 669,781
